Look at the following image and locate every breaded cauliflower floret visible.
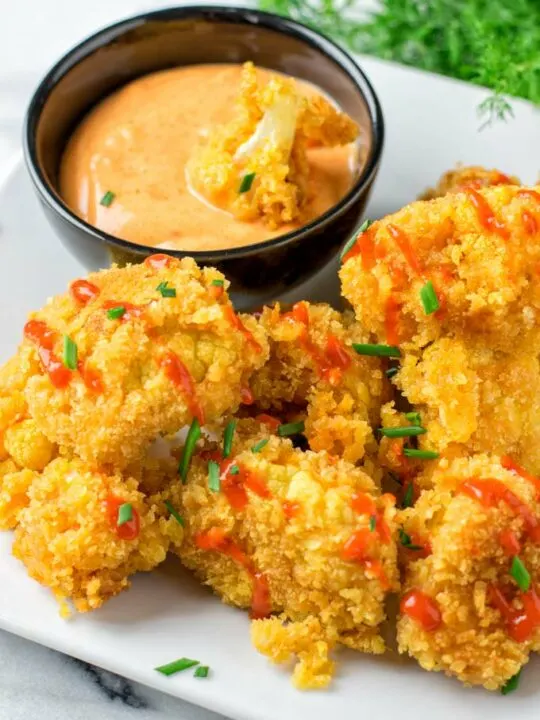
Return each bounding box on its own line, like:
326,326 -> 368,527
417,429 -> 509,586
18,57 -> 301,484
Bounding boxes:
15,256 -> 267,468
340,185 -> 540,354
187,62 -> 359,229
12,457 -> 176,613
163,418 -> 398,688
420,165 -> 520,200
249,302 -> 388,464
398,454 -> 540,690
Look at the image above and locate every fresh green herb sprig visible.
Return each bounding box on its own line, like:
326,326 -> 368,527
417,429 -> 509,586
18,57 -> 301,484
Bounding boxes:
258,0 -> 540,125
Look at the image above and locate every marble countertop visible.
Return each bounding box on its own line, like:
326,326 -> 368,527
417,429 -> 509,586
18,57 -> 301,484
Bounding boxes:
0,2 -> 224,718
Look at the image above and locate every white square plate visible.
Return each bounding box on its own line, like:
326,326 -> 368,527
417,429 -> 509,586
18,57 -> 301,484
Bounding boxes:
0,51 -> 539,720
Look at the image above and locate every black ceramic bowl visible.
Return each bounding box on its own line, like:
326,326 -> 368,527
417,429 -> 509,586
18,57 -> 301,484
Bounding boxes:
23,5 -> 384,308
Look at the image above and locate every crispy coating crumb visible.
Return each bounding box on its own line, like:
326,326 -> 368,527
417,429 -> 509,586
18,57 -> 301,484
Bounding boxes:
162,418 -> 398,687
187,62 -> 359,228
249,302 -> 388,464
251,616 -> 335,689
420,165 -> 520,200
398,454 -> 539,689
340,185 -> 540,354
4,418 -> 55,471
17,258 -> 267,468
12,457 -> 172,612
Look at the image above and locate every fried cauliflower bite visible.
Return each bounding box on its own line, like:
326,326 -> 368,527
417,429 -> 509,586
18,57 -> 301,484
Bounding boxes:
163,418 -> 398,688
340,185 -> 540,354
420,165 -> 520,200
248,302 -> 388,464
187,61 -> 359,228
17,256 -> 267,468
11,456 -> 179,614
393,337 -> 540,475
398,454 -> 540,690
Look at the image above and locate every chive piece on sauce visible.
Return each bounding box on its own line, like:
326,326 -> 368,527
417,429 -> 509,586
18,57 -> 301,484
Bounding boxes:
369,515 -> 376,532
340,218 -> 373,261
229,464 -> 240,475
510,556 -> 531,592
238,172 -> 256,194
155,658 -> 199,677
164,500 -> 185,527
100,190 -> 115,207
194,666 -> 209,678
380,426 -> 427,438
156,281 -> 177,298
420,280 -> 440,315
117,502 -> 133,526
353,343 -> 401,358
251,438 -> 269,454
401,483 -> 414,509
179,418 -> 201,483
208,460 -> 221,492
277,421 -> 305,437
386,367 -> 399,378
223,420 -> 237,459
403,448 -> 439,460
211,279 -> 224,287
62,335 -> 78,370
501,670 -> 522,695
106,305 -> 126,320
398,527 -> 423,550
405,412 -> 421,426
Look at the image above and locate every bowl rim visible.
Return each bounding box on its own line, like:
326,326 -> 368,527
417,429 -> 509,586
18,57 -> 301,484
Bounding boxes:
23,4 -> 384,262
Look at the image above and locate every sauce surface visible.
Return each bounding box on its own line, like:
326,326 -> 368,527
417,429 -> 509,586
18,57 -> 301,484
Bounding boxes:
60,64 -> 361,252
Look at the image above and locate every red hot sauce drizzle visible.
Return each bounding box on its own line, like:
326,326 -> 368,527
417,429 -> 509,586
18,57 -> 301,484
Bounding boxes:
351,492 -> 392,544
195,527 -> 271,619
401,589 -> 442,631
144,253 -> 179,270
465,188 -> 509,240
102,300 -> 146,322
220,459 -> 270,511
342,527 -> 390,590
159,350 -> 205,425
70,279 -> 100,306
501,455 -> 540,496
342,223 -> 378,268
23,320 -> 72,389
105,496 -> 140,540
223,306 -> 262,354
489,584 -> 540,642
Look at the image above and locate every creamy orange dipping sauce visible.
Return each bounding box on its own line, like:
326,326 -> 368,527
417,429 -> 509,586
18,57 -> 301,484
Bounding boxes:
60,64 -> 362,252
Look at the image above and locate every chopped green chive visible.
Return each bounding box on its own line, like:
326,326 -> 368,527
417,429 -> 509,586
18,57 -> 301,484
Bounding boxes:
194,666 -> 209,678
239,172 -> 256,193
229,464 -> 240,475
277,421 -> 305,437
208,460 -> 221,492
62,335 -> 78,370
420,280 -> 440,315
401,483 -> 414,509
340,218 -> 373,261
223,420 -> 237,459
510,556 -> 531,592
405,412 -> 421,426
106,305 -> 126,320
403,448 -> 439,460
386,367 -> 399,378
353,343 -> 401,358
155,658 -> 199,676
369,515 -> 376,532
501,670 -> 522,695
179,418 -> 201,483
211,279 -> 224,287
100,190 -> 115,207
164,500 -> 184,527
252,438 -> 269,453
156,281 -> 177,298
117,503 -> 133,526
398,527 -> 423,550
380,426 -> 426,438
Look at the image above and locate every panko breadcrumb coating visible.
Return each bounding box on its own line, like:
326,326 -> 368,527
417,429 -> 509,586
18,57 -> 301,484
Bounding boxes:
11,456 -> 180,613
164,418 -> 398,688
187,62 -> 359,228
420,165 -> 520,200
249,302 -> 388,464
340,185 -> 540,353
398,454 -> 540,690
16,256 -> 267,468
